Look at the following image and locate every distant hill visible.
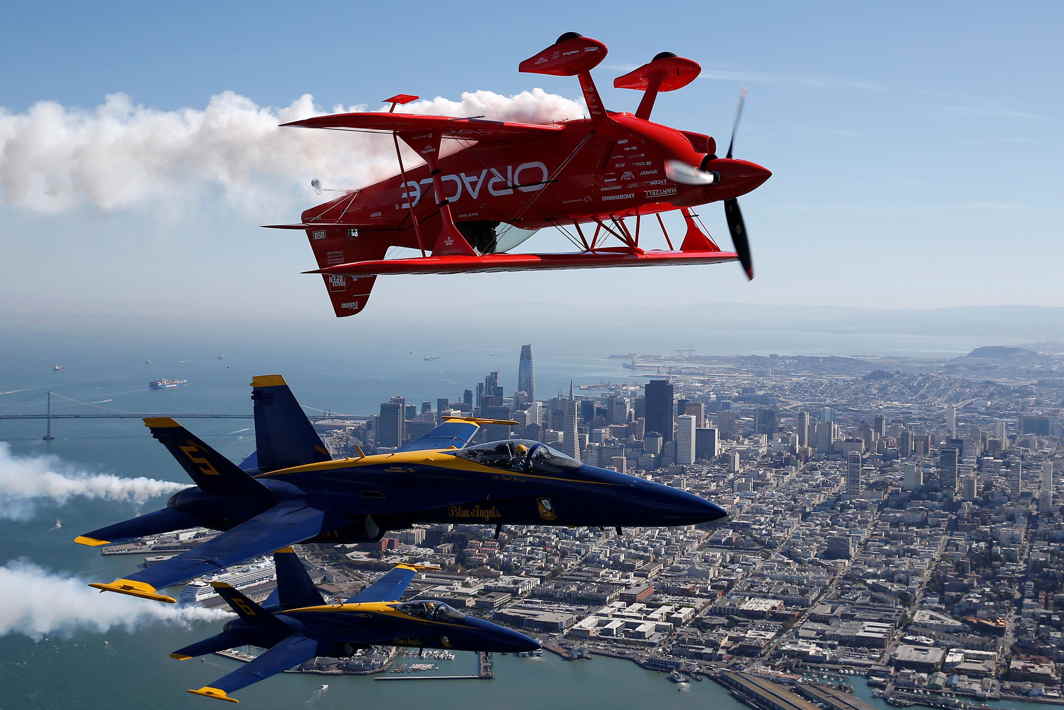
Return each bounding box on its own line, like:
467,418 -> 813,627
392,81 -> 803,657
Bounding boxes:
965,346 -> 1039,359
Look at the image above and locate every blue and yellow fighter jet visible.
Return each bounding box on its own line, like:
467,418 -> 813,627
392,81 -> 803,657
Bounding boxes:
78,375 -> 726,603
176,547 -> 538,703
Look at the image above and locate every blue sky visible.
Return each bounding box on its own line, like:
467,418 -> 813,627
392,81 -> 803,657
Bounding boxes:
2,0 -> 1062,336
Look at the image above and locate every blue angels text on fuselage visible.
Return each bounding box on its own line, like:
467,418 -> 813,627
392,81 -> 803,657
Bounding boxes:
76,374 -> 727,603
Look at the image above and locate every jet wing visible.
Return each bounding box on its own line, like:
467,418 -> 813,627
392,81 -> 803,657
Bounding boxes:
282,112 -> 564,141
89,502 -> 326,603
345,564 -> 423,603
397,416 -> 518,452
187,634 -> 319,703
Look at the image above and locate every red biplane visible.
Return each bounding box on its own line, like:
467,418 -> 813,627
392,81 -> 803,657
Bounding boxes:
269,32 -> 772,316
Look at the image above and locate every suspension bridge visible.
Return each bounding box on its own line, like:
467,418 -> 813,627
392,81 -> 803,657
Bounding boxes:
0,391 -> 367,441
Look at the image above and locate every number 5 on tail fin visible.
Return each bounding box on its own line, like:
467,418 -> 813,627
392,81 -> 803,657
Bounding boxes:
143,418 -> 272,500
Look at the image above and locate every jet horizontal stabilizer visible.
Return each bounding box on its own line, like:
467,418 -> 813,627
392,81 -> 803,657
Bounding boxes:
77,506 -> 201,547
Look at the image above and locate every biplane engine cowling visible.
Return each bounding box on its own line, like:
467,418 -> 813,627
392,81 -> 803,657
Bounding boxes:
518,32 -> 607,76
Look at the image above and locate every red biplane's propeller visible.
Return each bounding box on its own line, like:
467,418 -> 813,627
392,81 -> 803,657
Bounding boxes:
721,90 -> 754,280
673,92 -> 756,280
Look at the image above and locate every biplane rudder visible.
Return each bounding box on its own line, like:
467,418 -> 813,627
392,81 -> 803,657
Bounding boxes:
302,225 -> 388,317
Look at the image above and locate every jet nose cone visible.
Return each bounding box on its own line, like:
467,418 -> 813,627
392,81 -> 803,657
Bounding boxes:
659,485 -> 728,524
510,630 -> 542,653
471,618 -> 541,652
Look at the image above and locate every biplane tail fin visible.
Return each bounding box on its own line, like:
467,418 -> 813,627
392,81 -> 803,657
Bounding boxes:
296,224 -> 389,317
519,33 -> 609,121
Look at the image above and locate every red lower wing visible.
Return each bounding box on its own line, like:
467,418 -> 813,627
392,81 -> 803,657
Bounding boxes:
311,250 -> 737,277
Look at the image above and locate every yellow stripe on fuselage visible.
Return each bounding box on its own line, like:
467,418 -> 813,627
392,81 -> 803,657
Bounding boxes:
254,450 -> 611,487
284,601 -> 467,629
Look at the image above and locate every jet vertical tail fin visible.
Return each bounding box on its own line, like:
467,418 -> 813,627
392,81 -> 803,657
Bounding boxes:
271,547 -> 325,609
144,418 -> 273,500
211,582 -> 289,635
251,375 -> 331,472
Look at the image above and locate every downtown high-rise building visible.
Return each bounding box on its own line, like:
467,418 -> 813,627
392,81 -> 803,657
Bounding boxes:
676,415 -> 696,465
561,397 -> 581,463
873,414 -> 886,438
644,380 -> 674,442
903,462 -> 923,490
378,396 -> 405,448
945,405 -> 957,438
1040,461 -> 1054,513
756,408 -> 778,435
846,452 -> 863,498
939,447 -> 960,495
517,344 -> 534,401
797,411 -> 811,448
695,427 -> 720,460
898,427 -> 913,458
994,419 -> 1009,450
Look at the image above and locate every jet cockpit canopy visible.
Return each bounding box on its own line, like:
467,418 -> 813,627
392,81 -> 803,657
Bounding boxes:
454,439 -> 580,475
394,600 -> 465,621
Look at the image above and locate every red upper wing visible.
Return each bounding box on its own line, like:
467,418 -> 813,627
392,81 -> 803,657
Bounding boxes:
282,112 -> 564,141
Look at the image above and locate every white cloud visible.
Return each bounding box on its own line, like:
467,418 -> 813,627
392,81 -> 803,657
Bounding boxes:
0,89 -> 584,214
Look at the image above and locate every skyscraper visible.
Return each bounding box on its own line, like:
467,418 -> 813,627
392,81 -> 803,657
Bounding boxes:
676,415 -> 696,465
797,411 -> 811,448
378,397 -> 405,448
994,420 -> 1009,451
561,398 -> 581,463
846,452 -> 863,498
945,405 -> 957,438
644,380 -> 674,442
873,414 -> 886,438
899,427 -> 913,458
756,408 -> 778,435
695,427 -> 720,460
939,447 -> 959,495
903,462 -> 923,490
517,344 -> 534,401
1040,461 -> 1054,513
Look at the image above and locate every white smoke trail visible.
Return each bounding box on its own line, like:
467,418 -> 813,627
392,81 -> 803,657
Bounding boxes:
0,89 -> 584,214
0,442 -> 184,521
0,560 -> 229,640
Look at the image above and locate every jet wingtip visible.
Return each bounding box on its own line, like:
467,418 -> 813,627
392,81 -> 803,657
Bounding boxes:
73,535 -> 110,547
188,687 -> 240,703
89,579 -> 177,603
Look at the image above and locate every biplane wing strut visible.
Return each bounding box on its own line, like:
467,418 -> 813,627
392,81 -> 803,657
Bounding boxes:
394,130 -> 475,257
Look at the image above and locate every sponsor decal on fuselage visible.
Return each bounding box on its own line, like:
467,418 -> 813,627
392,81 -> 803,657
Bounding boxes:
398,162 -> 549,209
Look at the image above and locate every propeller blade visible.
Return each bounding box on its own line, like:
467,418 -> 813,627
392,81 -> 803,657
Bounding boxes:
725,89 -> 747,160
724,198 -> 753,280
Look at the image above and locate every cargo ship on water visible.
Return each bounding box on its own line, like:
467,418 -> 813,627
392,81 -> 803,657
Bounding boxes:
149,378 -> 188,390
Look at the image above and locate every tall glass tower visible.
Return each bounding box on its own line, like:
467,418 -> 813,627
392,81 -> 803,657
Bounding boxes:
518,344 -> 534,401
645,379 -> 674,442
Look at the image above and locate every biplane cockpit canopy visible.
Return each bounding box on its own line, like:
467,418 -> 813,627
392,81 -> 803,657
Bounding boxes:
457,221 -> 539,255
